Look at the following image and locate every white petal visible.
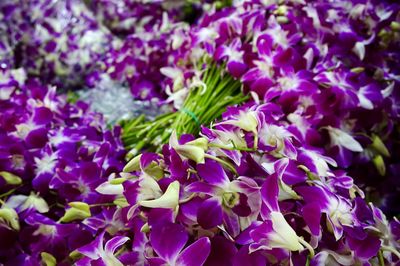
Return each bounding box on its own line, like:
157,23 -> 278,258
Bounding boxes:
328,127 -> 363,152
139,181 -> 180,209
96,182 -> 124,195
269,212 -> 304,251
352,42 -> 365,60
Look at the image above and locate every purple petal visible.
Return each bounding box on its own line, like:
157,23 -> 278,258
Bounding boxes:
302,203 -> 321,236
178,197 -> 203,223
76,257 -> 92,266
77,231 -> 104,259
119,252 -> 141,266
26,128 -> 48,148
147,257 -> 167,266
353,197 -> 374,223
260,174 -> 279,213
176,237 -> 211,266
274,158 -> 289,179
236,222 -> 261,245
297,80 -> 317,94
186,181 -> 218,195
282,139 -> 297,159
228,61 -> 247,78
197,159 -> 229,186
233,245 -> 266,266
347,233 -> 381,259
329,146 -> 353,168
232,193 -> 252,217
197,198 -> 223,229
222,209 -> 240,237
150,223 -> 188,262
296,186 -> 329,210
140,153 -> 161,169
204,236 -> 237,266
32,107 -> 53,125
281,160 -> 307,185
170,149 -> 189,181
148,208 -> 174,227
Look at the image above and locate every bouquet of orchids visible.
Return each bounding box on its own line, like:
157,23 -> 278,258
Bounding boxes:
0,0 -> 399,265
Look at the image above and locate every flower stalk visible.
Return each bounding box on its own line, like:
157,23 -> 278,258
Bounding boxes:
122,64 -> 248,156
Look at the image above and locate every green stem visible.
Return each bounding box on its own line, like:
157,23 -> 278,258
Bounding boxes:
0,186 -> 22,199
209,143 -> 254,152
298,237 -> 315,258
378,250 -> 385,266
89,203 -> 116,208
122,64 -> 246,152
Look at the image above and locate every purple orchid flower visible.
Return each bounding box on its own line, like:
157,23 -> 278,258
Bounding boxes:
147,222 -> 211,266
187,159 -> 261,236
76,231 -> 129,266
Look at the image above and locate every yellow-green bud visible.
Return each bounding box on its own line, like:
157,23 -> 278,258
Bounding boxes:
41,252 -> 56,266
59,202 -> 91,223
0,171 -> 22,185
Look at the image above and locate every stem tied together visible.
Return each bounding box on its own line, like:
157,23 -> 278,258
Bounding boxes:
122,64 -> 248,156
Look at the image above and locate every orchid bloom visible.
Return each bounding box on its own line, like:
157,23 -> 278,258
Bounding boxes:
76,231 -> 129,266
147,222 -> 211,266
187,159 -> 261,235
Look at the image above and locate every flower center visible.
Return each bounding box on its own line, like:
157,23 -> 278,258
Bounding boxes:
222,192 -> 239,209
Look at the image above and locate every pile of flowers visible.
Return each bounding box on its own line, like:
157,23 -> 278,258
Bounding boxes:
0,68 -> 125,264
0,0 -> 113,88
0,0 -> 399,265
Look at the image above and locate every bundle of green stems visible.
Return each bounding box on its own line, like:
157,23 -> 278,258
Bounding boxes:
122,64 -> 249,156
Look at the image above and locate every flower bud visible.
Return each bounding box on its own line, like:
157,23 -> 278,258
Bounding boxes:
0,207 -> 19,230
0,171 -> 22,185
60,202 -> 91,223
